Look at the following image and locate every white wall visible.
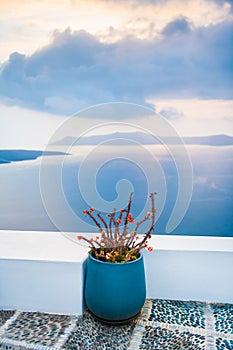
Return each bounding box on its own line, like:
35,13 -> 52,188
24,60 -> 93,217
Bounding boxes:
143,235 -> 233,303
0,231 -> 88,315
143,249 -> 233,303
0,259 -> 85,314
0,231 -> 232,315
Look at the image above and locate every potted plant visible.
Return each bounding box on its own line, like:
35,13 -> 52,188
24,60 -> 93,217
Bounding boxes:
77,192 -> 156,324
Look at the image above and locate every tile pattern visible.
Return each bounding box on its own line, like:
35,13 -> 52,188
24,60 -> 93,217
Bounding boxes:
0,311 -> 15,328
0,300 -> 232,350
211,303 -> 233,350
216,338 -> 233,350
211,303 -> 233,335
127,300 -> 207,350
0,344 -> 21,350
127,300 -> 233,350
149,299 -> 206,329
139,326 -> 206,349
0,310 -> 78,349
64,311 -> 136,350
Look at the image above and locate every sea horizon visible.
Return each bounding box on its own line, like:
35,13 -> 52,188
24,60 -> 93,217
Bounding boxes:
0,134 -> 232,238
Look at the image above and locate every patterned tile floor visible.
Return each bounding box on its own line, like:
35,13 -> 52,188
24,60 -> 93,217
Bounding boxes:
0,300 -> 232,350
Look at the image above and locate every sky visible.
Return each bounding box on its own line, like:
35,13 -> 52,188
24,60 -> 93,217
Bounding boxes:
0,0 -> 233,147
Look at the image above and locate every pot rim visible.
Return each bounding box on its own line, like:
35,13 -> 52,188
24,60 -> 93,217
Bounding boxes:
88,251 -> 143,265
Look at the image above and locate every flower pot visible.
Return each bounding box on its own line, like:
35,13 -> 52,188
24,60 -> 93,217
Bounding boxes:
84,253 -> 146,324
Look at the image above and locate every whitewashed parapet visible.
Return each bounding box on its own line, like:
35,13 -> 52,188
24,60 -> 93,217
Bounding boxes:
0,231 -> 89,315
0,231 -> 232,315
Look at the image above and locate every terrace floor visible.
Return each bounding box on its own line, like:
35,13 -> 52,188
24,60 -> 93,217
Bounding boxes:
0,299 -> 232,350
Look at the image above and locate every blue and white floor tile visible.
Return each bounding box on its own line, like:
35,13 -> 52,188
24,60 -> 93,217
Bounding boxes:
0,300 -> 232,350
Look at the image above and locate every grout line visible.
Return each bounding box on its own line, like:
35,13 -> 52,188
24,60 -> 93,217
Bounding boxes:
146,320 -> 207,336
0,312 -> 80,350
0,337 -> 51,350
0,310 -> 21,337
127,299 -> 152,350
53,315 -> 80,350
1,301 -> 232,349
205,303 -> 216,350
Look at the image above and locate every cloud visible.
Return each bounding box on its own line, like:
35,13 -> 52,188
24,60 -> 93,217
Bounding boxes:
194,176 -> 207,185
91,0 -> 233,12
0,19 -> 232,115
159,106 -> 184,120
209,0 -> 233,8
0,103 -> 66,148
89,0 -> 232,6
162,17 -> 192,36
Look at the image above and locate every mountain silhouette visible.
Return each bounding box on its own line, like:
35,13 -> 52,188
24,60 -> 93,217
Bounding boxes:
52,133 -> 233,147
0,149 -> 67,165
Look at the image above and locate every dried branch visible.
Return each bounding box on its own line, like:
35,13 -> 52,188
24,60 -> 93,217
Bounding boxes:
79,192 -> 157,262
83,210 -> 102,233
97,212 -> 109,237
133,192 -> 157,250
123,192 -> 133,236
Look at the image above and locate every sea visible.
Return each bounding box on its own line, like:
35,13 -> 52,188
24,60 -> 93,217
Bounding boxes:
0,141 -> 232,237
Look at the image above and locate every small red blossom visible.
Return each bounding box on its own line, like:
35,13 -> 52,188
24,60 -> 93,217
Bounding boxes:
83,210 -> 88,214
127,216 -> 134,223
79,191 -> 157,263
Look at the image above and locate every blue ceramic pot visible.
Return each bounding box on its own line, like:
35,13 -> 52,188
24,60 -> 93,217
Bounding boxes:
84,253 -> 146,324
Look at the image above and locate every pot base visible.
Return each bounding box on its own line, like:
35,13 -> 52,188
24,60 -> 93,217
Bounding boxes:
88,309 -> 141,325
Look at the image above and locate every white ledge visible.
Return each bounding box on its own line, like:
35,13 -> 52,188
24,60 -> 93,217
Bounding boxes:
74,232 -> 233,252
0,230 -> 233,315
0,230 -> 88,315
150,234 -> 233,252
1,231 -> 232,261
0,230 -> 88,262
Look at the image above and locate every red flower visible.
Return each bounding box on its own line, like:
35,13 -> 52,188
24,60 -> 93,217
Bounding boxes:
127,216 -> 134,223
117,218 -> 122,224
90,207 -> 95,212
120,209 -> 124,214
77,235 -> 83,240
83,210 -> 88,214
147,246 -> 153,252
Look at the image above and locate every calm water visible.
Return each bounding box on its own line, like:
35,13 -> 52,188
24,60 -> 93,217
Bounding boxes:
0,144 -> 232,237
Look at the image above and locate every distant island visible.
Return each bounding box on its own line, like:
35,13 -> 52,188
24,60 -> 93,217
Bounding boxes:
52,133 -> 233,147
1,134 -> 232,165
0,150 -> 68,165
